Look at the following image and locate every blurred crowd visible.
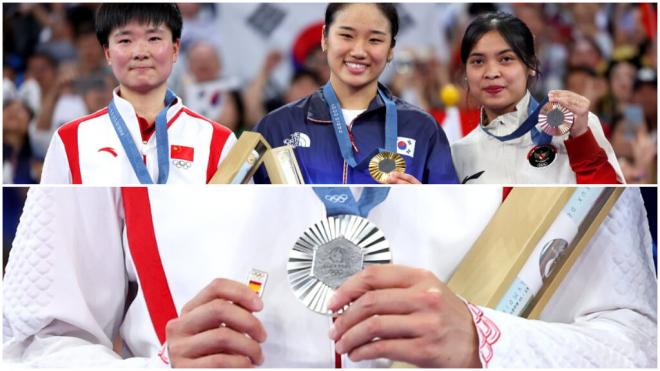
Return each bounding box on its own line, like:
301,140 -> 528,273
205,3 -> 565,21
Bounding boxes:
3,3 -> 657,184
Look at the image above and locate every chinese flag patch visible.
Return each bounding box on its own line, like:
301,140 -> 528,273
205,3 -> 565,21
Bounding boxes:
170,145 -> 194,161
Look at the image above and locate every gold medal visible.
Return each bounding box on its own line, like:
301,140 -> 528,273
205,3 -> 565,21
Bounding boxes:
368,151 -> 406,183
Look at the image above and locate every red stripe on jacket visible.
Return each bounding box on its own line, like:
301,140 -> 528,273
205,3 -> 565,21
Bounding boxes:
121,187 -> 178,345
57,108 -> 108,184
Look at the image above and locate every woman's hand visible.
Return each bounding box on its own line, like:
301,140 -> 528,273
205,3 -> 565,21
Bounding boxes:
386,171 -> 422,184
327,265 -> 480,367
166,278 -> 267,368
547,90 -> 590,138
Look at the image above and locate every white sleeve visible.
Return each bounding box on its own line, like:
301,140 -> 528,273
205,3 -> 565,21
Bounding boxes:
218,131 -> 238,165
2,187 -> 167,367
40,133 -> 72,184
470,188 -> 656,367
587,112 -> 626,184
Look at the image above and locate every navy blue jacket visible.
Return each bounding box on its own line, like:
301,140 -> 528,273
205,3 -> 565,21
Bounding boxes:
254,85 -> 459,184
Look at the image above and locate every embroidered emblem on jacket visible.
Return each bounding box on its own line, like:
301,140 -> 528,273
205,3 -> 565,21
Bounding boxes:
98,147 -> 118,157
171,145 -> 194,169
284,132 -> 311,148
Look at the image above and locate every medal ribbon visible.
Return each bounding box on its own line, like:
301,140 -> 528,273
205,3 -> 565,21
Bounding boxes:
482,96 -> 552,145
313,187 -> 390,218
108,89 -> 177,184
322,82 -> 397,168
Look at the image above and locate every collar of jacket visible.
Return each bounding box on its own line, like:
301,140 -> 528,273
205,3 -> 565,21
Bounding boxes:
479,90 -> 531,136
306,82 -> 394,124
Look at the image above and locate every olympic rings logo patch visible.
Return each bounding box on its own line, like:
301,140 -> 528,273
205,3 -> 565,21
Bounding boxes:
172,159 -> 192,169
324,194 -> 349,203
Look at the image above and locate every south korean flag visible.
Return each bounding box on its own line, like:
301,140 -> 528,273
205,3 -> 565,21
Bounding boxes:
396,137 -> 416,157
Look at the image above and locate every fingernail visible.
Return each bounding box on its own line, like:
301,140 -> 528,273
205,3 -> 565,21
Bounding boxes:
328,325 -> 337,340
252,297 -> 263,311
335,341 -> 344,354
327,294 -> 339,310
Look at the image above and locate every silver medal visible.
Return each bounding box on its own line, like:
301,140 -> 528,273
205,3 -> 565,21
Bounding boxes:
287,214 -> 392,315
538,103 -> 574,136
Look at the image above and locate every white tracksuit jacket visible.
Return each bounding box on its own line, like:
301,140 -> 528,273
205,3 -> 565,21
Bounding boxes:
3,187 -> 656,367
451,92 -> 624,184
40,89 -> 237,184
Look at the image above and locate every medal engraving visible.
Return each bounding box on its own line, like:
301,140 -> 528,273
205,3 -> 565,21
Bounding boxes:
312,237 -> 364,289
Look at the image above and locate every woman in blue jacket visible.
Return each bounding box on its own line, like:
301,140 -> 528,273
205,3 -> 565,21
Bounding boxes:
254,3 -> 458,184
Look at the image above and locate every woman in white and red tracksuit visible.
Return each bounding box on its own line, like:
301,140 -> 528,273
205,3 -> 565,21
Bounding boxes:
451,12 -> 624,184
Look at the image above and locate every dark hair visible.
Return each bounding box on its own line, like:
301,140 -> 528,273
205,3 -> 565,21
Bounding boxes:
460,12 -> 539,76
95,4 -> 182,47
291,67 -> 323,86
3,99 -> 35,122
28,51 -> 58,69
566,66 -> 598,79
324,3 -> 399,48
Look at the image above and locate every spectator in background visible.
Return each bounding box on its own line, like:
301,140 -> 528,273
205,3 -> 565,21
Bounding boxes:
568,4 -> 613,58
181,41 -> 240,132
633,67 -> 657,136
291,21 -> 329,83
565,67 -> 608,126
74,22 -> 108,78
601,59 -> 638,123
514,3 -> 567,95
30,62 -> 87,159
77,72 -> 114,114
17,52 -> 58,115
3,99 -> 41,184
567,36 -> 608,74
609,113 -> 656,184
266,68 -> 323,112
243,22 -> 328,128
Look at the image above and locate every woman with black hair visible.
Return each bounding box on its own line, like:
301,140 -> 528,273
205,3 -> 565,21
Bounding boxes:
254,3 -> 458,184
451,12 -> 624,184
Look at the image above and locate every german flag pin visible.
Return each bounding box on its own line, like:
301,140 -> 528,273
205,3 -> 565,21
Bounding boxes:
247,269 -> 268,298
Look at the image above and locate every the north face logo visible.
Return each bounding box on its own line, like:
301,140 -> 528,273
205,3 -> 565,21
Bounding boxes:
284,132 -> 311,148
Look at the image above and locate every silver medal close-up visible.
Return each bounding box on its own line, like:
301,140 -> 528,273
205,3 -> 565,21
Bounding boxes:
287,214 -> 392,315
538,102 -> 574,136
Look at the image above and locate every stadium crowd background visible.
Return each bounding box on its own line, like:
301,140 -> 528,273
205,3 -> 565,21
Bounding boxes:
2,2 -> 657,186
1,3 -> 658,271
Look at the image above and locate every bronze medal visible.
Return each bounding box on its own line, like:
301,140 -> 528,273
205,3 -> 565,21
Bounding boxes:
538,103 -> 574,136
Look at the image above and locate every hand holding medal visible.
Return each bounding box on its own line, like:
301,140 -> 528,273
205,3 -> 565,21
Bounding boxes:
546,90 -> 590,138
326,265 -> 481,367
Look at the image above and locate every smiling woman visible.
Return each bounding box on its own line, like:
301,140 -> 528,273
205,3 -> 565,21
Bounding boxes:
253,3 -> 458,184
451,12 -> 624,184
